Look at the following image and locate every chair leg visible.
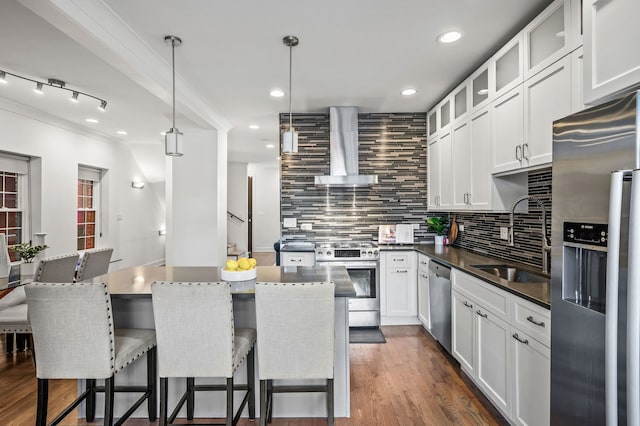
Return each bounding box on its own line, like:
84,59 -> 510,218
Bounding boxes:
104,376 -> 115,426
327,378 -> 334,426
29,334 -> 36,366
36,378 -> 48,426
147,348 -> 157,421
86,379 -> 96,422
226,377 -> 233,426
186,377 -> 195,420
5,333 -> 13,354
247,347 -> 255,420
267,380 -> 273,423
159,377 -> 168,426
259,380 -> 267,426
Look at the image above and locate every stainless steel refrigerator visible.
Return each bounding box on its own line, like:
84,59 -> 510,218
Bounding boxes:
551,90 -> 640,425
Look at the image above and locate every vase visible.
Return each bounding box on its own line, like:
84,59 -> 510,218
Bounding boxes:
20,262 -> 37,278
434,235 -> 445,245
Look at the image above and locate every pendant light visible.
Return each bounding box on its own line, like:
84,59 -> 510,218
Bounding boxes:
282,35 -> 299,154
164,35 -> 184,157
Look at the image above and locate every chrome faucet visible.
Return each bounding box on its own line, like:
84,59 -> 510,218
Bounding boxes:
509,195 -> 551,274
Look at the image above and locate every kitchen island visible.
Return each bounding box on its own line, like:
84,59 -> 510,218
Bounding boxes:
83,265 -> 355,420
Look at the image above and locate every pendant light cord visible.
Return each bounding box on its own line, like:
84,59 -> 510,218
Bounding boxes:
171,39 -> 176,129
288,43 -> 293,130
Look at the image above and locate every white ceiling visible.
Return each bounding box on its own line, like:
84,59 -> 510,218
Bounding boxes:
0,0 -> 552,181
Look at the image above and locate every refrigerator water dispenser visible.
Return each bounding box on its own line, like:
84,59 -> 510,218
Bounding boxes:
562,222 -> 608,313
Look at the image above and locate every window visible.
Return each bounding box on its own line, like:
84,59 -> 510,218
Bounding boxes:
0,153 -> 29,262
77,167 -> 101,251
0,172 -> 23,261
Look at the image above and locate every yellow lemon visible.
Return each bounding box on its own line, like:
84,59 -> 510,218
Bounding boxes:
226,259 -> 238,270
249,258 -> 257,267
237,258 -> 251,270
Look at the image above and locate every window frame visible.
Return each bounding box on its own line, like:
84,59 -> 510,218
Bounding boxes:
77,166 -> 102,252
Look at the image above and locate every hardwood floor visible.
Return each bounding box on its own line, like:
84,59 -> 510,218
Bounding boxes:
0,326 -> 507,425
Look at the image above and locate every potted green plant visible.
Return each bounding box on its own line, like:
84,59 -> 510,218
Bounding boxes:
426,217 -> 448,245
14,242 -> 48,277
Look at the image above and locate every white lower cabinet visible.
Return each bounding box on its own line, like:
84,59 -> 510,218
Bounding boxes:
417,254 -> 430,330
380,251 -> 418,325
451,269 -> 550,425
511,329 -> 550,426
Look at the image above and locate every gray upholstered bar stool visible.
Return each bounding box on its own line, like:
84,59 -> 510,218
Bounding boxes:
76,248 -> 113,281
25,282 -> 157,426
255,281 -> 335,426
151,281 -> 256,426
2,252 -> 80,353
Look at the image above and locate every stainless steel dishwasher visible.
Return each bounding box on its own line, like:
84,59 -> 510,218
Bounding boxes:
428,260 -> 452,354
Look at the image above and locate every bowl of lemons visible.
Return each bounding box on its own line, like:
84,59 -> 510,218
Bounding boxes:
221,257 -> 257,281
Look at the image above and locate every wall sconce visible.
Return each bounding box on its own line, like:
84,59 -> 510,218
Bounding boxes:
0,70 -> 107,110
131,181 -> 145,189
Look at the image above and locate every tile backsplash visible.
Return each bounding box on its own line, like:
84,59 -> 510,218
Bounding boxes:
450,168 -> 552,269
280,112 -> 432,242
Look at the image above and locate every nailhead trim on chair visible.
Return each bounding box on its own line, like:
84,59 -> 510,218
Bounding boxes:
33,253 -> 80,282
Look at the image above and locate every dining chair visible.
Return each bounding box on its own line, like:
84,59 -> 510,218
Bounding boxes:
25,282 -> 157,426
151,281 -> 256,426
255,281 -> 335,426
76,248 -> 113,281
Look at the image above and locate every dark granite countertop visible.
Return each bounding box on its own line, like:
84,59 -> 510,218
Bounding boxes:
89,265 -> 356,298
380,244 -> 550,309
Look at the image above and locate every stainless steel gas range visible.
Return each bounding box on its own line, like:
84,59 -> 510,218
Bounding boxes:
315,242 -> 380,327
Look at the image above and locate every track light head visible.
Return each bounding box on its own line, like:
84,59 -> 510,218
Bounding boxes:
0,71 -> 6,85
33,82 -> 43,95
70,91 -> 79,103
98,100 -> 107,111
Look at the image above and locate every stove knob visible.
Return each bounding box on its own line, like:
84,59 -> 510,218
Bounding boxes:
367,250 -> 373,256
373,250 -> 379,256
326,250 -> 332,256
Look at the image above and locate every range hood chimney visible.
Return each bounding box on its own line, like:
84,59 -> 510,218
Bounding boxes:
314,106 -> 378,187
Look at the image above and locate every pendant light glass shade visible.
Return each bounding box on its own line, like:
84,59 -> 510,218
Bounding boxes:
282,35 -> 299,154
165,35 -> 184,157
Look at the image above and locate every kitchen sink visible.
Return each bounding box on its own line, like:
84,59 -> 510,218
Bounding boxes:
469,264 -> 547,284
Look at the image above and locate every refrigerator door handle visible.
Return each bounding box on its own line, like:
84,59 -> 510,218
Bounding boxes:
606,170 -> 625,426
627,169 -> 640,426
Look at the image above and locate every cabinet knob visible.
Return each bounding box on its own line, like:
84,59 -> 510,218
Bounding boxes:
526,316 -> 545,327
463,301 -> 472,308
476,310 -> 488,318
515,145 -> 522,161
522,143 -> 529,161
397,270 -> 408,273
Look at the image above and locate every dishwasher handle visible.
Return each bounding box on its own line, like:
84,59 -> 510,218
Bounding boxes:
428,260 -> 451,280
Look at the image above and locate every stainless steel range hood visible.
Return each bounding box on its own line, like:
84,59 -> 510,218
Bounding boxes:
314,106 -> 378,187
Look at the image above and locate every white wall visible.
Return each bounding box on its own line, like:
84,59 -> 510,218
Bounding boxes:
227,162 -> 248,253
248,163 -> 280,252
0,100 -> 165,269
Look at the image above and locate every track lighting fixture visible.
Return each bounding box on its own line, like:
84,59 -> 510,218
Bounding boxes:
164,35 -> 184,157
0,69 -> 107,110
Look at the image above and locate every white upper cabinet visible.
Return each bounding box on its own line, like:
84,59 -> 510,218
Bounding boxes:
469,107 -> 492,210
452,119 -> 472,210
571,47 -> 584,113
491,86 -> 524,174
472,65 -> 492,110
492,35 -> 524,99
439,97 -> 452,132
454,82 -> 471,122
427,108 -> 438,143
583,0 -> 640,105
523,0 -> 571,80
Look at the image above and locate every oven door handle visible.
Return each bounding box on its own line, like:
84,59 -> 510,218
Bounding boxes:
317,262 -> 379,269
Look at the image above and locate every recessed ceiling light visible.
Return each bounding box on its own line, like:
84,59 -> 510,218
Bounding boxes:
437,31 -> 463,44
85,118 -> 99,123
117,130 -> 128,135
477,89 -> 489,95
249,124 -> 260,129
270,89 -> 285,98
401,88 -> 417,96
266,144 -> 275,149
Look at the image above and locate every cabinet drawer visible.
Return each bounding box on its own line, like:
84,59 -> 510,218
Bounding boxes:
512,297 -> 550,347
281,252 -> 315,266
452,269 -> 509,321
387,253 -> 411,267
418,254 -> 430,271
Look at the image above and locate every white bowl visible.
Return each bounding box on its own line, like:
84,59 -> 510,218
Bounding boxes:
220,267 -> 256,282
